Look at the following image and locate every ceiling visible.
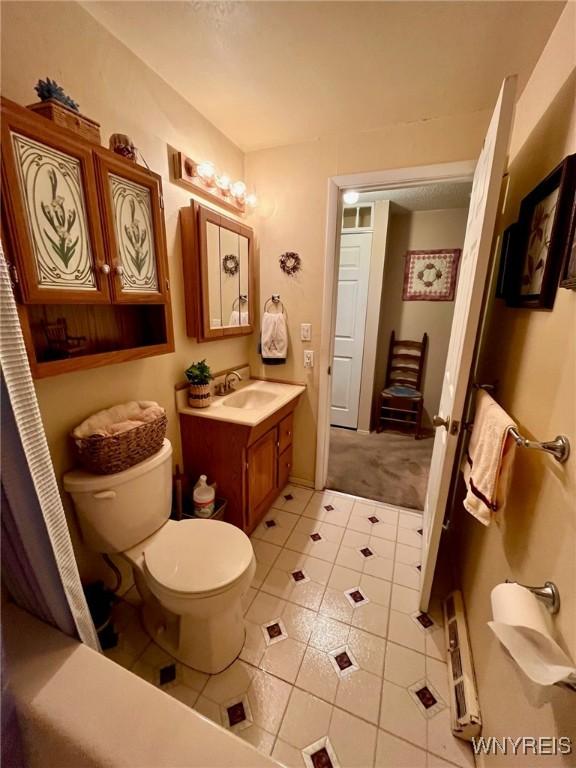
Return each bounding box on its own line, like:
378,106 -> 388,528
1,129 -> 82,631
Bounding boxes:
84,1 -> 564,152
358,181 -> 472,212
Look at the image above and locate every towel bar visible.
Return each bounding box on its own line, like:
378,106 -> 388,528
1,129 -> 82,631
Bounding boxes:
508,428 -> 570,464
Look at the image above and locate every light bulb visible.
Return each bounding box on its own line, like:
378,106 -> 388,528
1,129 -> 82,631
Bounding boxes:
231,180 -> 247,200
343,190 -> 359,205
216,174 -> 231,193
246,193 -> 258,208
196,161 -> 215,183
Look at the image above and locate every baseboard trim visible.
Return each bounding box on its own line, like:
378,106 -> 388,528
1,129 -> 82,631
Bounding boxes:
288,475 -> 315,489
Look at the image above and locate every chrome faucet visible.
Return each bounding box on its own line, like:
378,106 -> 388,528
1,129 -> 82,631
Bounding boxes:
224,370 -> 242,392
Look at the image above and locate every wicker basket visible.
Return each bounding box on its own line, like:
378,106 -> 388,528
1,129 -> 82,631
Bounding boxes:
73,410 -> 167,475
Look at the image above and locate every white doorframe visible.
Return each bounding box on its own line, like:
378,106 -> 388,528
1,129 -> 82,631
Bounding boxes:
315,160 -> 477,491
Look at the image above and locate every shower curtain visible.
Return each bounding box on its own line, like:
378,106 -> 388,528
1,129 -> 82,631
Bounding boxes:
0,243 -> 99,761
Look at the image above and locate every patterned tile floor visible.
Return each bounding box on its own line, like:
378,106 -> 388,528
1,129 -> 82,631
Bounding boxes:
105,484 -> 474,768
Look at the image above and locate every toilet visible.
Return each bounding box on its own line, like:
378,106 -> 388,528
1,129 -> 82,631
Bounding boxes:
63,439 -> 256,674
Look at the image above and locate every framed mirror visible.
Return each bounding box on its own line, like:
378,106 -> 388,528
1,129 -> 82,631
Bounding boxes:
180,201 -> 254,341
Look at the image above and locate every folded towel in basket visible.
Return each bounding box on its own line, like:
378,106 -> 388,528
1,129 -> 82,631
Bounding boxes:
462,390 -> 517,526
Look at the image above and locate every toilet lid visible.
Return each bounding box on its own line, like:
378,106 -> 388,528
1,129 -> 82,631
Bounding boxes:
144,519 -> 253,595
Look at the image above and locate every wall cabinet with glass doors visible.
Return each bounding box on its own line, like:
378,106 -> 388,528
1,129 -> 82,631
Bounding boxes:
0,97 -> 174,377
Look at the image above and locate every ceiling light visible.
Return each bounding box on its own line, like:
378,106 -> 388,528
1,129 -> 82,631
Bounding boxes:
343,190 -> 359,205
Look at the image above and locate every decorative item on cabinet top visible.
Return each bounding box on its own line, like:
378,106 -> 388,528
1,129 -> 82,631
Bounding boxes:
179,200 -> 254,342
0,97 -> 174,378
27,78 -> 101,144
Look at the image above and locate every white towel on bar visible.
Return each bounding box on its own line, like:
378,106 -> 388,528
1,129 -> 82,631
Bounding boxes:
228,310 -> 249,326
261,311 -> 288,360
461,390 -> 517,526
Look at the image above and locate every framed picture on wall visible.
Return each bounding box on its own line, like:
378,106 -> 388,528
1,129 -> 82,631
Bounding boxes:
402,248 -> 461,301
559,171 -> 576,290
512,154 -> 576,308
495,222 -> 519,300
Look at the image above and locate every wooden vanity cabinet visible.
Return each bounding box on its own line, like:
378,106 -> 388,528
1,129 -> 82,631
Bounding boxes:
180,399 -> 300,534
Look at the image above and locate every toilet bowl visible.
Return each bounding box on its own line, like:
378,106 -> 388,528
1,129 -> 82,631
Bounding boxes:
63,439 -> 256,674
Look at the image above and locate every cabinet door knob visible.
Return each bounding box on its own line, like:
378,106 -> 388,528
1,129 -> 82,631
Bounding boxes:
115,265 -> 125,276
99,263 -> 110,275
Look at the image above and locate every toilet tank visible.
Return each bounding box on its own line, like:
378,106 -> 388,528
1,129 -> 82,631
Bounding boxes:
63,439 -> 173,554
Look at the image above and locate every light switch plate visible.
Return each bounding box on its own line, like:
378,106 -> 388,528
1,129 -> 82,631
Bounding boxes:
300,323 -> 312,341
304,350 -> 314,368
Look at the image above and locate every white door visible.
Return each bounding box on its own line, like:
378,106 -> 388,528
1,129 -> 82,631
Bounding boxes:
419,76 -> 517,610
330,233 -> 372,428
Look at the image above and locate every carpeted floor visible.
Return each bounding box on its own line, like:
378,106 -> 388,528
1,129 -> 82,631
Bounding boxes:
327,427 -> 434,511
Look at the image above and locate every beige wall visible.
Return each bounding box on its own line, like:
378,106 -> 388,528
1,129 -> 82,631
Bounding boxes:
454,4 -> 576,761
1,1 -> 251,580
376,207 -> 469,419
247,114 -> 490,483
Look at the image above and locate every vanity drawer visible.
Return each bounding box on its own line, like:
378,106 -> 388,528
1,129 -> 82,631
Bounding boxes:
278,413 -> 294,454
278,444 -> 293,490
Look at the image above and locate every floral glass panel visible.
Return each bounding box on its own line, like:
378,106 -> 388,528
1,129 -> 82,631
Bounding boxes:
109,174 -> 159,293
11,132 -> 96,290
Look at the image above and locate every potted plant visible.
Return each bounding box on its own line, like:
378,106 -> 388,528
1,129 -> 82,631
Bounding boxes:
185,359 -> 213,408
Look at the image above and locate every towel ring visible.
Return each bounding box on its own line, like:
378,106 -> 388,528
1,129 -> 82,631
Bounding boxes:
232,294 -> 248,311
264,295 -> 286,315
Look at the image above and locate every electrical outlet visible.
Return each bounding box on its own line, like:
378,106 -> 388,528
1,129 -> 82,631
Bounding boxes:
304,350 -> 314,368
300,323 -> 311,341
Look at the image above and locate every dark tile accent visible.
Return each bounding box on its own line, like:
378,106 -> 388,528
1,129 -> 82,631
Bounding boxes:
417,528 -> 423,535
334,651 -> 353,671
226,701 -> 247,727
310,532 -> 322,542
324,504 -> 334,511
416,612 -> 434,629
266,623 -> 283,640
265,519 -> 277,528
349,589 -> 365,604
311,747 -> 333,768
159,663 -> 177,686
284,493 -> 294,501
368,515 -> 380,524
415,685 -> 437,709
292,570 -> 306,582
360,547 -> 373,558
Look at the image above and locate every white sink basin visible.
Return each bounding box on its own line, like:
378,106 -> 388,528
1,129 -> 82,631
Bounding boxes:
223,390 -> 278,409
177,378 -> 306,427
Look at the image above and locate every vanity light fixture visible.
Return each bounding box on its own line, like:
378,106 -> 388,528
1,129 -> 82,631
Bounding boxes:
343,189 -> 360,205
174,151 -> 257,215
231,180 -> 247,202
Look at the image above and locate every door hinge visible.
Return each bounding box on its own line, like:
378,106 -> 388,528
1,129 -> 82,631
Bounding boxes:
159,193 -> 165,210
165,278 -> 170,292
328,365 -> 332,375
8,262 -> 19,285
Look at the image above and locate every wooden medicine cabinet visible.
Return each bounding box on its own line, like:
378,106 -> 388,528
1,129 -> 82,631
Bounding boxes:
180,201 -> 254,342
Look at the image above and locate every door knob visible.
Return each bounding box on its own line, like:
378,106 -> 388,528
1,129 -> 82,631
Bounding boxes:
99,263 -> 110,275
432,414 -> 450,430
114,265 -> 125,276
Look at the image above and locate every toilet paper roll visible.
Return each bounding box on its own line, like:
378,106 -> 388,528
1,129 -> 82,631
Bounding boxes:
488,582 -> 576,687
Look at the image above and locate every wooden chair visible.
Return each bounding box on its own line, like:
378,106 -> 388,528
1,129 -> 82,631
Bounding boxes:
376,331 -> 428,438
42,317 -> 87,359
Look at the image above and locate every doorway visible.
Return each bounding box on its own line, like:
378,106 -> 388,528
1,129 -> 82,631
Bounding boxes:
326,181 -> 473,511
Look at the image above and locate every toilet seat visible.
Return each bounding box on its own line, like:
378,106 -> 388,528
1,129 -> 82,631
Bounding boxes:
143,519 -> 253,599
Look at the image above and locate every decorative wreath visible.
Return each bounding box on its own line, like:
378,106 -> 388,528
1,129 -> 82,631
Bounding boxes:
279,251 -> 301,276
222,253 -> 240,276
